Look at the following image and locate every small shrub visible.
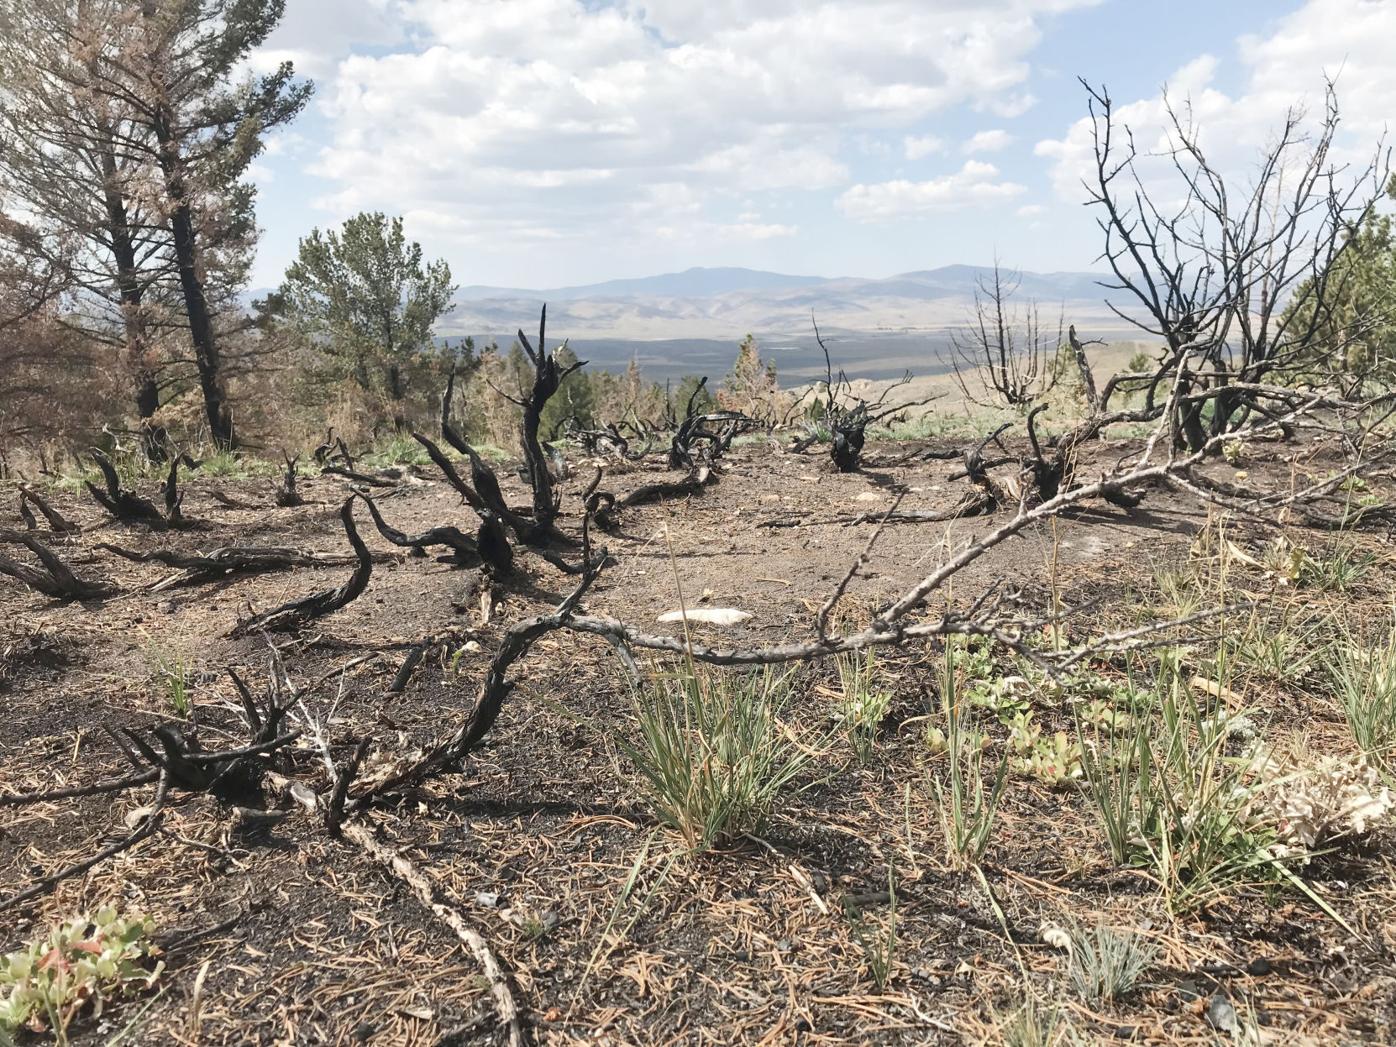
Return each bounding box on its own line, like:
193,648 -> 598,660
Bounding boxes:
623,662 -> 813,851
0,907 -> 163,1044
1065,919 -> 1156,1005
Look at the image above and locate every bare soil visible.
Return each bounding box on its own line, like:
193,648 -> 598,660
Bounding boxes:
2,435 -> 1394,1045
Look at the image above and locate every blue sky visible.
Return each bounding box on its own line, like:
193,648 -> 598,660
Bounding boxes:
246,0 -> 1393,290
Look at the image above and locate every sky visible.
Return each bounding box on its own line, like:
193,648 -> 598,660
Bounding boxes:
245,0 -> 1395,291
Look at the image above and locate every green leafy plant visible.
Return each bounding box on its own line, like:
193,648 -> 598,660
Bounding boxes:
623,662 -> 814,851
1013,730 -> 1083,787
835,650 -> 893,767
1064,919 -> 1156,1005
933,638 -> 1009,868
0,908 -> 163,1045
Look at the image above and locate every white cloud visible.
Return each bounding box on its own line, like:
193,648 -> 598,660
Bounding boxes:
1015,203 -> 1044,217
284,0 -> 1094,253
1036,0 -> 1395,203
963,128 -> 1014,153
837,161 -> 1025,220
903,134 -> 945,159
252,1 -> 404,79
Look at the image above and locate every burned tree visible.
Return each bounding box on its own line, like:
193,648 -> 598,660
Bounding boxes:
949,265 -> 1062,410
810,320 -> 938,472
668,377 -> 757,469
509,305 -> 584,530
1082,78 -> 1390,448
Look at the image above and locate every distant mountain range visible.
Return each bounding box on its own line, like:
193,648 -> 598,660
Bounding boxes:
440,265 -> 1143,382
453,264 -> 1115,305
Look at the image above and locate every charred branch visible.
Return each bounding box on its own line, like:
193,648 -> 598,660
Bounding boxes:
354,490 -> 478,565
0,529 -> 116,600
231,498 -> 374,636
98,540 -> 390,589
85,448 -> 172,528
618,465 -> 716,508
17,484 -> 78,533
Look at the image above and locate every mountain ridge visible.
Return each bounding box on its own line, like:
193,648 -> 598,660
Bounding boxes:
453,263 -> 1113,304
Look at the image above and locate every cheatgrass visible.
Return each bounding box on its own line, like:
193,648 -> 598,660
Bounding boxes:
835,649 -> 893,767
997,995 -> 1076,1047
932,636 -> 1009,869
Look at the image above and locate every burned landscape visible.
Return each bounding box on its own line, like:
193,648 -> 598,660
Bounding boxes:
4,2 -> 1396,1044
4,376 -> 1396,1045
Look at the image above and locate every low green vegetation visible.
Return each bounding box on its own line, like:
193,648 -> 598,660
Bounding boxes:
622,661 -> 815,851
834,649 -> 893,767
1077,655 -> 1286,911
1064,919 -> 1157,1005
1332,620 -> 1396,778
930,637 -> 1009,868
0,908 -> 163,1045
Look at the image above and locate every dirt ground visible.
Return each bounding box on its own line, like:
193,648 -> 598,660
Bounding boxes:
2,433 -> 1394,1046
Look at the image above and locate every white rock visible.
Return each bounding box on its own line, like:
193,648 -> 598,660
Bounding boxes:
657,608 -> 752,626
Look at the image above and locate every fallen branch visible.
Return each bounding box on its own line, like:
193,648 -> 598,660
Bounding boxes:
99,541 -> 387,589
231,498 -> 374,636
348,531 -> 606,810
618,466 -> 715,508
341,821 -> 527,1047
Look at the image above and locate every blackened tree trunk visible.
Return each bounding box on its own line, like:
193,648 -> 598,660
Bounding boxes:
152,107 -> 232,448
